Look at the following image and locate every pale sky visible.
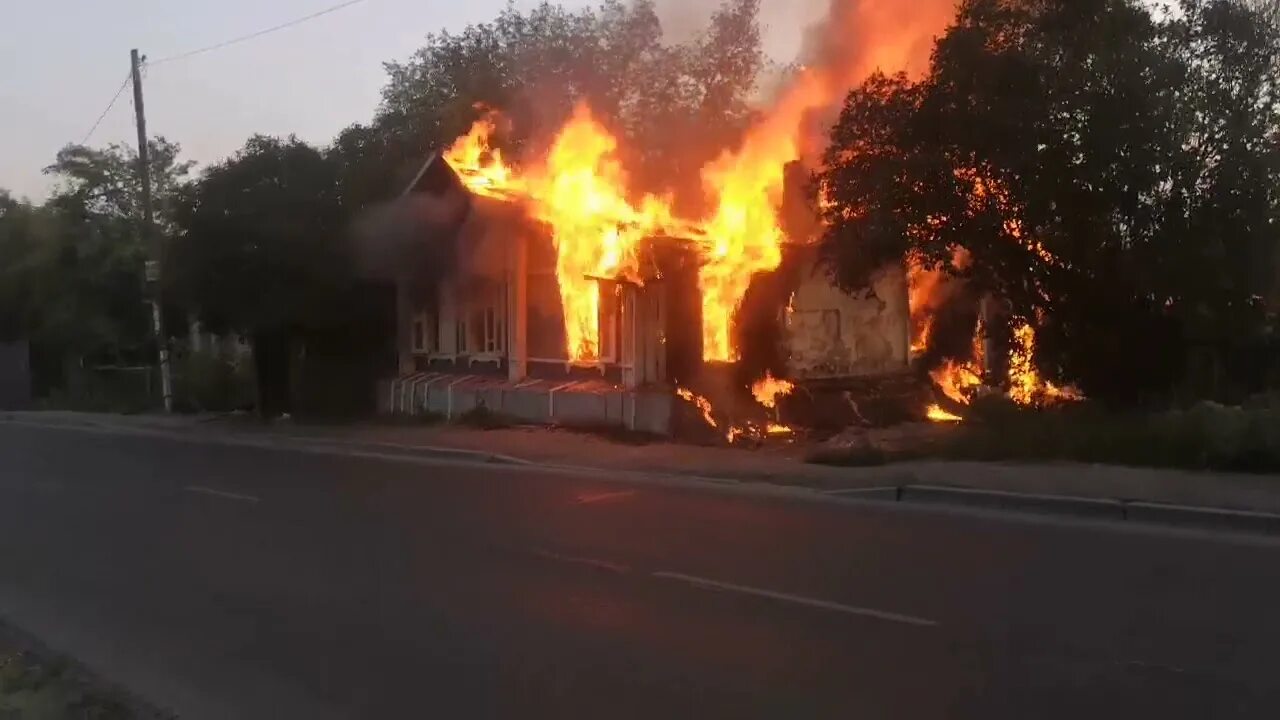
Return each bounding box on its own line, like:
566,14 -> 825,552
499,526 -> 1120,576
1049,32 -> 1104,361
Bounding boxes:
0,0 -> 817,202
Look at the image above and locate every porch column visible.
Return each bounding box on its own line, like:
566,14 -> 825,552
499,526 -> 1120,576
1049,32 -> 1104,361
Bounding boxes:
438,278 -> 458,356
395,273 -> 414,375
508,231 -> 529,381
622,285 -> 638,389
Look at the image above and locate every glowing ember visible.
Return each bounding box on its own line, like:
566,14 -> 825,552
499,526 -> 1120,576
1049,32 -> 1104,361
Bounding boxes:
751,372 -> 795,409
727,422 -> 795,443
926,404 -> 964,423
676,387 -> 718,429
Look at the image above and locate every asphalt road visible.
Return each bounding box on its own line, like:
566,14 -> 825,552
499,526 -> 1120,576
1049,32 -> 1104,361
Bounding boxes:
2,423 -> 1279,719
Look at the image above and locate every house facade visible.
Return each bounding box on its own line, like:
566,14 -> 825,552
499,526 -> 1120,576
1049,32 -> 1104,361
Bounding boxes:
380,154 -> 912,433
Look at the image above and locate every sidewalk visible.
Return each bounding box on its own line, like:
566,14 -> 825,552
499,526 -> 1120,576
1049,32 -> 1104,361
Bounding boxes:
6,410 -> 1280,519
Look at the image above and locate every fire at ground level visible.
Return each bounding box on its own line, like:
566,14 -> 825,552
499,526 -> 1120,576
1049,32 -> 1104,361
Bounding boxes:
375,153 -> 1079,441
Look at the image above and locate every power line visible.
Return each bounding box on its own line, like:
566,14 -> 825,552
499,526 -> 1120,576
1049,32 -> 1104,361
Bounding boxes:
81,72 -> 132,145
149,0 -> 368,66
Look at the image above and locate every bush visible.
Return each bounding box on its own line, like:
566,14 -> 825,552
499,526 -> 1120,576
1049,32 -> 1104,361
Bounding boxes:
940,400 -> 1280,473
172,349 -> 255,413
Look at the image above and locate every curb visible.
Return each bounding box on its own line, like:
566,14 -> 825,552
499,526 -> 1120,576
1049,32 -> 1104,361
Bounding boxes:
899,484 -> 1126,520
1124,501 -> 1280,534
281,438 -> 531,466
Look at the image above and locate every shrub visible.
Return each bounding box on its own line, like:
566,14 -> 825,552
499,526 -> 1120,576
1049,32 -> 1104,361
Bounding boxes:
172,349 -> 254,413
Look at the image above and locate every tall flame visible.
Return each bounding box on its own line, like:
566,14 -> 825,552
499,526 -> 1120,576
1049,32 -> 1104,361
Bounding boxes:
443,1 -> 958,365
1008,322 -> 1082,406
698,72 -> 831,361
446,106 -> 691,362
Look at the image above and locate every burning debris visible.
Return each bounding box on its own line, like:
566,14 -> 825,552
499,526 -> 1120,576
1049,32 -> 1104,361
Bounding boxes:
925,405 -> 964,423
676,378 -> 797,445
676,386 -> 719,430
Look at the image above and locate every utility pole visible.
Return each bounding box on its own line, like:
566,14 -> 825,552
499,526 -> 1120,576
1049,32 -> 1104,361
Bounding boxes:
131,48 -> 173,412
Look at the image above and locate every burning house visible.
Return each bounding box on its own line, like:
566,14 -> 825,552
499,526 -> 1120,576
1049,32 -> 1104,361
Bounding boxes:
374,0 -> 1020,437
378,105 -> 913,437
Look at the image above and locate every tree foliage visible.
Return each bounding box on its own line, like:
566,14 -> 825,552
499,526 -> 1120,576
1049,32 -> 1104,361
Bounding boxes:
0,140 -> 190,363
817,0 -> 1280,403
168,135 -> 348,336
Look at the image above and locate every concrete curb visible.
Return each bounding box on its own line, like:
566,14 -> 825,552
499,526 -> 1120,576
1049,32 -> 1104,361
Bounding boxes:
280,438 -> 531,467
1124,501 -> 1280,534
900,484 -> 1127,520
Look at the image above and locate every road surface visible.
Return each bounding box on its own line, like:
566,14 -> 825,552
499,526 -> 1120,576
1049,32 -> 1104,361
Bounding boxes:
1,422 -> 1278,719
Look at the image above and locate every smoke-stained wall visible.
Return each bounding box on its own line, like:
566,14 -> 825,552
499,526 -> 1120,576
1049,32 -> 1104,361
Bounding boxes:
787,257 -> 911,379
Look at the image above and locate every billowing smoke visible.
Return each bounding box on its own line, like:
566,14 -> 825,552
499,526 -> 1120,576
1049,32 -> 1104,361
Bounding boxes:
793,0 -> 958,159
798,1 -> 955,89
652,0 -> 830,58
348,182 -> 470,286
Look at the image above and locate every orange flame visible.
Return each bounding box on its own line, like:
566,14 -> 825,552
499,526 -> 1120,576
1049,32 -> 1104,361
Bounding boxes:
676,387 -> 719,429
442,1 -> 957,365
908,259 -> 943,355
751,372 -> 796,409
1008,322 -> 1083,406
931,359 -> 983,405
926,404 -> 964,423
447,106 -> 693,362
444,113 -> 518,199
698,71 -> 831,361
728,422 -> 795,442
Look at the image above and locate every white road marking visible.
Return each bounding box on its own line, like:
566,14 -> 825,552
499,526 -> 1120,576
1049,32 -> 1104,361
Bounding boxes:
651,571 -> 938,628
575,490 -> 637,505
529,548 -> 631,574
183,486 -> 261,504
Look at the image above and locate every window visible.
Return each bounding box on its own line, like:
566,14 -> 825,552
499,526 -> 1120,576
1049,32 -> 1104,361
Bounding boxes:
411,309 -> 438,354
478,305 -> 504,354
460,282 -> 505,357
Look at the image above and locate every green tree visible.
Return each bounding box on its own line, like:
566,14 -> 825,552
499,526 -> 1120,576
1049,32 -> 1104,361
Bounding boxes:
35,139 -> 193,362
817,0 -> 1280,404
169,135 -> 348,416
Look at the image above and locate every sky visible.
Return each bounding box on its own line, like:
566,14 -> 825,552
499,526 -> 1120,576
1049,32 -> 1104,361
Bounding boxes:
0,0 -> 820,202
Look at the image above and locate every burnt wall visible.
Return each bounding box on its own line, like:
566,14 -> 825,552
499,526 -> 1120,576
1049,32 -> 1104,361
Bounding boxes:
786,258 -> 910,379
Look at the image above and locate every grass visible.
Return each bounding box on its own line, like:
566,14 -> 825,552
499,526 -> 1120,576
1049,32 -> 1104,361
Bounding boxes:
0,651 -> 133,720
808,396 -> 1280,474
